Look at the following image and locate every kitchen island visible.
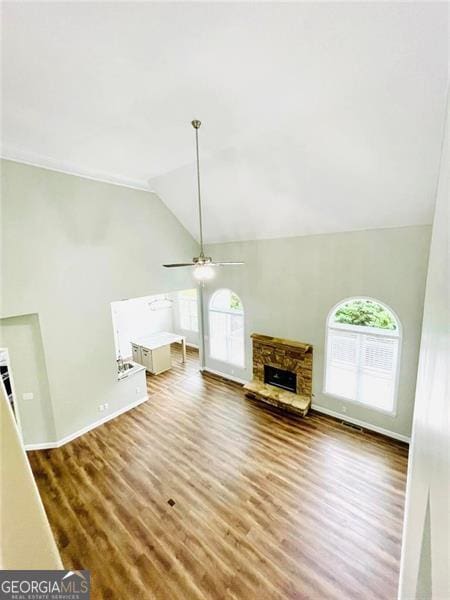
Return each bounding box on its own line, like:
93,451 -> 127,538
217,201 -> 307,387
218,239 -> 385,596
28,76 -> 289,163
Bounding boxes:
131,332 -> 186,375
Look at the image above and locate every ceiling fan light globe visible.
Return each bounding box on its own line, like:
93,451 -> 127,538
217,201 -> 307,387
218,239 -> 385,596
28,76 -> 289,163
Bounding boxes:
193,264 -> 215,281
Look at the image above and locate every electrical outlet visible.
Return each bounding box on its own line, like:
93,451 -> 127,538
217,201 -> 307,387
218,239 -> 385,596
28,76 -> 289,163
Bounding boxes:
136,387 -> 140,394
104,403 -> 109,410
22,392 -> 34,401
99,404 -> 105,412
342,405 -> 347,413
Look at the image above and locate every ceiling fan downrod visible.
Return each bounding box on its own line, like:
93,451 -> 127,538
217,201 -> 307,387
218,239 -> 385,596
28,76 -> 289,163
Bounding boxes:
192,119 -> 205,259
162,120 -> 244,279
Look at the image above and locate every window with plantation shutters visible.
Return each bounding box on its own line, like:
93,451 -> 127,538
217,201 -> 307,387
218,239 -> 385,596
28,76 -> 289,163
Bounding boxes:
324,299 -> 401,413
209,289 -> 245,367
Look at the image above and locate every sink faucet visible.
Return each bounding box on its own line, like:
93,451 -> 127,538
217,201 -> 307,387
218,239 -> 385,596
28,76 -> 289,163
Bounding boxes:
117,353 -> 125,373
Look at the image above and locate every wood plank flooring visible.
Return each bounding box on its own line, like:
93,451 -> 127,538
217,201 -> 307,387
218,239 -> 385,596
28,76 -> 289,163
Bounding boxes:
28,347 -> 408,600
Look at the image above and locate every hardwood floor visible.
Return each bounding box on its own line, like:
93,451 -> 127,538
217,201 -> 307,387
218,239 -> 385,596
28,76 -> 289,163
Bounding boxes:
28,347 -> 408,600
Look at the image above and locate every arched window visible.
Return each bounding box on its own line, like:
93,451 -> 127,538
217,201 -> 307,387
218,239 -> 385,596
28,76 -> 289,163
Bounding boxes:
209,289 -> 245,367
324,298 -> 401,413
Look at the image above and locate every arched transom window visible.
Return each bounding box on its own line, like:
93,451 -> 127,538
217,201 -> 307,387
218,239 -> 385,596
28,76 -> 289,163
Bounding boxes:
324,298 -> 401,413
209,289 -> 245,367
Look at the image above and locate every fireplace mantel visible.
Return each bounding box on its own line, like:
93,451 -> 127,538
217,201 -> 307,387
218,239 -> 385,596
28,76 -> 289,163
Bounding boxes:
244,333 -> 313,417
250,334 -> 311,353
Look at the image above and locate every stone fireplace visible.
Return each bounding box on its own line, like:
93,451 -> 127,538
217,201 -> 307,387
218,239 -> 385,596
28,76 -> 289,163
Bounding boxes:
243,333 -> 313,416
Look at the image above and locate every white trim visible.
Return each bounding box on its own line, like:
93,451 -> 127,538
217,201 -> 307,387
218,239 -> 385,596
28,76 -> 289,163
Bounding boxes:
200,367 -> 247,386
1,151 -> 149,192
24,440 -> 60,451
208,288 -> 245,368
327,296 -> 402,329
0,347 -> 23,439
25,394 -> 149,451
328,323 -> 400,340
209,287 -> 244,317
198,283 -> 206,369
330,322 -> 399,337
209,308 -> 244,317
311,403 -> 410,443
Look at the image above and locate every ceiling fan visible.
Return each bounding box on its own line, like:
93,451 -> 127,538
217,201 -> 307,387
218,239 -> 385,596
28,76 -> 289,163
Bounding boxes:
163,120 -> 243,281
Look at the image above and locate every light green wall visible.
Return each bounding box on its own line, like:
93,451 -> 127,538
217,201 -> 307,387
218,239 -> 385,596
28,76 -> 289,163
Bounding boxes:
1,160 -> 198,443
204,225 -> 431,438
0,158 -> 432,443
0,314 -> 56,445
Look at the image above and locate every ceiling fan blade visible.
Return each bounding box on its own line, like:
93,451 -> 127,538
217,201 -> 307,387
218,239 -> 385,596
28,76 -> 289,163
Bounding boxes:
210,261 -> 245,266
163,263 -> 196,268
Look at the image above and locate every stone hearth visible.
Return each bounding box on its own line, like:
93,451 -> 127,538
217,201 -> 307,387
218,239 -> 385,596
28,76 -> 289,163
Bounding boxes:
244,333 -> 313,416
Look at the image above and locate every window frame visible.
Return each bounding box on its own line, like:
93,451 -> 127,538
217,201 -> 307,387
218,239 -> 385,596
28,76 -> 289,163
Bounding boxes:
177,290 -> 199,333
323,296 -> 402,416
208,288 -> 245,368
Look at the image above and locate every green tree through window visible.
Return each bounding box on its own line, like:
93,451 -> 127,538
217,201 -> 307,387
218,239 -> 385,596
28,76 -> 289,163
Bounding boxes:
333,299 -> 397,330
230,292 -> 243,312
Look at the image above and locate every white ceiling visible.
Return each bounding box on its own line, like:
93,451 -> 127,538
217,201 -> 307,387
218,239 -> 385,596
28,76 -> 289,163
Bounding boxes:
2,2 -> 448,242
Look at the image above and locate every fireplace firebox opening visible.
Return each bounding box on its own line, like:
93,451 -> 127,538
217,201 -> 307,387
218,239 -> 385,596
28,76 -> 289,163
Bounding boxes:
264,365 -> 297,393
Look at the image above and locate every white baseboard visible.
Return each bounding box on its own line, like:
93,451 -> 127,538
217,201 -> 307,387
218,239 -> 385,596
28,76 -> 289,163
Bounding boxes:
25,395 -> 149,451
24,440 -> 59,451
24,389 -> 409,451
200,367 -> 247,386
311,404 -> 410,443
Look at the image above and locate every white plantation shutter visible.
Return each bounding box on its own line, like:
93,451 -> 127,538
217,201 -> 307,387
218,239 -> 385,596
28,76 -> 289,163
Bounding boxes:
229,314 -> 245,367
178,292 -> 198,332
359,335 -> 399,411
361,335 -> 397,372
210,311 -> 228,362
329,330 -> 359,363
326,324 -> 400,413
326,329 -> 359,400
209,289 -> 245,367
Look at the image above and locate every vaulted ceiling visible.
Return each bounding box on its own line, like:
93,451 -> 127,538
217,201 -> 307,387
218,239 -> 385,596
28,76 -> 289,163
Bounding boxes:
2,2 -> 448,242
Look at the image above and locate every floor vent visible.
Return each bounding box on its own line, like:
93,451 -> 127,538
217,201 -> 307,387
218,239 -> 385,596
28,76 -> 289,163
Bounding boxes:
341,420 -> 364,432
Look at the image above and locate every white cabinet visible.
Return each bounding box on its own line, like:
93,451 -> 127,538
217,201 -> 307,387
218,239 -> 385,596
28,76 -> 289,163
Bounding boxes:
140,347 -> 153,372
134,343 -> 171,375
142,345 -> 171,375
131,343 -> 142,365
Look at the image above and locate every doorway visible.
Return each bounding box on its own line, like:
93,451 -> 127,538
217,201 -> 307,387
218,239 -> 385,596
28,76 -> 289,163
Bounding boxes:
0,348 -> 21,433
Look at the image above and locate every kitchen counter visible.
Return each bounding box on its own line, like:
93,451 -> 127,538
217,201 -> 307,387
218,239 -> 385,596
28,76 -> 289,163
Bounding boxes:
117,361 -> 145,381
133,332 -> 186,357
